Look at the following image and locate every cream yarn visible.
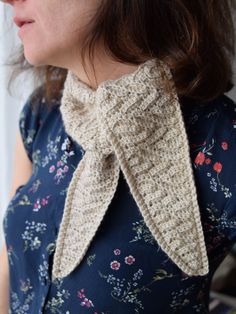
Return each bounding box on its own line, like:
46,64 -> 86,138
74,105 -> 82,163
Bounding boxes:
52,58 -> 209,279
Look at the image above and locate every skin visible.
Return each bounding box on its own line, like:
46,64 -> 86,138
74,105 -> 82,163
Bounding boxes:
1,0 -> 140,89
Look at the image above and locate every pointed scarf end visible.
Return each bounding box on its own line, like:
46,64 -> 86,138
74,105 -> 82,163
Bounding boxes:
51,262 -> 74,281
178,258 -> 210,277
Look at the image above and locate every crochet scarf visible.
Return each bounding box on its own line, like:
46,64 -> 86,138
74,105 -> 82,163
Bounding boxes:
52,58 -> 209,280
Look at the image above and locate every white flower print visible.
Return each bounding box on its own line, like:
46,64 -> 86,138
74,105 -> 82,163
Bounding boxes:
11,278 -> 35,314
28,179 -> 41,193
22,220 -> 47,251
129,219 -> 156,245
86,253 -> 96,266
44,289 -> 70,313
61,137 -> 71,151
38,254 -> 50,285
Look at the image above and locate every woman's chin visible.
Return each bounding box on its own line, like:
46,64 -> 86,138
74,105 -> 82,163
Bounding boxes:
23,52 -> 47,67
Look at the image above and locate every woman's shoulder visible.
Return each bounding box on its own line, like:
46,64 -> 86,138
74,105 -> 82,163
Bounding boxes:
181,94 -> 236,243
26,83 -> 62,114
181,93 -> 236,140
180,93 -> 236,172
18,83 -> 63,162
19,83 -> 63,133
181,93 -> 236,117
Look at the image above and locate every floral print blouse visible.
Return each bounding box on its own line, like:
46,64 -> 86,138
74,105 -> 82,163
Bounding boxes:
2,86 -> 236,314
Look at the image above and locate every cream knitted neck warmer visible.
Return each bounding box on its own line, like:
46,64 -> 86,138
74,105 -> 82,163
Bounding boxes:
52,58 -> 209,280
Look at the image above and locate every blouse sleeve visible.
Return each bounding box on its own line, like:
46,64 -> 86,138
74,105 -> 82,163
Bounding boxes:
18,86 -> 45,163
183,93 -> 236,244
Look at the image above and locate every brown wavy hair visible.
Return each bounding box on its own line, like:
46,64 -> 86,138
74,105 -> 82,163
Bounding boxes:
4,0 -> 236,108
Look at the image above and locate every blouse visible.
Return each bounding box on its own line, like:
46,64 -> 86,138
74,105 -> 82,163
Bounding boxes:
3,85 -> 236,314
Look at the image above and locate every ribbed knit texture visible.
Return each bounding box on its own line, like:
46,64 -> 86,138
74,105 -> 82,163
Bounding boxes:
52,58 -> 209,279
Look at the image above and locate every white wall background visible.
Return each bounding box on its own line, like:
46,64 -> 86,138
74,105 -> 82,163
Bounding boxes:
0,4 -> 236,252
0,4 -> 35,250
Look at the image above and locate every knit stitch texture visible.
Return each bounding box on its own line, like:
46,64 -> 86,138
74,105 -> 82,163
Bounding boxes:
52,58 -> 209,279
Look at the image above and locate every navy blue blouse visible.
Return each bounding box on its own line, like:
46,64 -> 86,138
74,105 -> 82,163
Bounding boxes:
3,86 -> 236,314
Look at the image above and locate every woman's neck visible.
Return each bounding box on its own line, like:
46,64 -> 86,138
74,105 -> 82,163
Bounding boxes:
67,48 -> 142,91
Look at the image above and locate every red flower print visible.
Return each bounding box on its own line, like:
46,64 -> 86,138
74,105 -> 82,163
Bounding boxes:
221,141 -> 228,150
114,248 -> 121,255
125,255 -> 135,265
205,158 -> 211,165
110,260 -> 120,270
194,152 -> 205,165
63,165 -> 69,172
213,162 -> 222,173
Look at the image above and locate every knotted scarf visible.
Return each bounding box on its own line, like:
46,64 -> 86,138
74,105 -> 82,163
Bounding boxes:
52,58 -> 209,279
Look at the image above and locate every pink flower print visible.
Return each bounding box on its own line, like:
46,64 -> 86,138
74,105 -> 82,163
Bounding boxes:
54,166 -> 66,184
114,248 -> 121,255
57,160 -> 63,167
110,260 -> 120,270
33,196 -> 50,211
221,141 -> 228,150
57,168 -> 63,175
63,165 -> 69,173
205,158 -> 211,165
77,289 -> 94,308
33,199 -> 41,211
125,255 -> 135,265
77,289 -> 85,299
49,165 -> 55,173
81,298 -> 94,308
194,151 -> 205,165
41,198 -> 49,206
213,162 -> 222,173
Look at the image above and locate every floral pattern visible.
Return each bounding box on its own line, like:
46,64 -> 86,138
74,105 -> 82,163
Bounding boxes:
22,220 -> 47,251
3,91 -> 236,313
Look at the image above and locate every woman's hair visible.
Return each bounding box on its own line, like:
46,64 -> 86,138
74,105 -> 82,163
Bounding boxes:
5,0 -> 236,107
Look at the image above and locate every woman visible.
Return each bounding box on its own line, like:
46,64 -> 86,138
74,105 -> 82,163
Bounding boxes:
0,0 -> 236,313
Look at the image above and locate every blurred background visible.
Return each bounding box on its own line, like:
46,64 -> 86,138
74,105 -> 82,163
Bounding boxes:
0,3 -> 41,249
0,3 -> 236,313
